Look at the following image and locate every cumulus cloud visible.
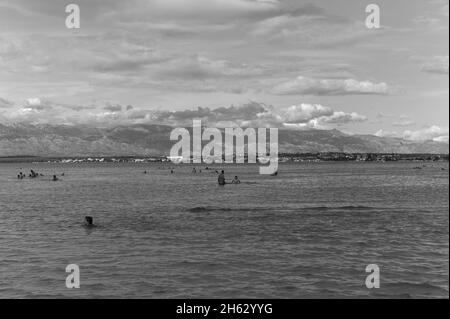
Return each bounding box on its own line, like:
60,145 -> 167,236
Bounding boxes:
376,126 -> 449,142
150,102 -> 367,129
152,102 -> 271,126
421,55 -> 449,74
283,104 -> 333,123
434,135 -> 449,143
403,126 -> 449,142
25,98 -> 44,107
103,104 -> 123,112
318,112 -> 367,124
271,76 -> 391,96
0,99 -> 367,131
282,105 -> 367,129
0,98 -> 129,125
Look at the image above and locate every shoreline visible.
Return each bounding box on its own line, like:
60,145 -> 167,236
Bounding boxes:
0,155 -> 448,164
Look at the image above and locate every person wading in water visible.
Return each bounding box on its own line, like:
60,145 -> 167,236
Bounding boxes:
218,170 -> 226,186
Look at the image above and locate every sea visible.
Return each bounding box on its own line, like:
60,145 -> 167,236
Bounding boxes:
0,161 -> 448,298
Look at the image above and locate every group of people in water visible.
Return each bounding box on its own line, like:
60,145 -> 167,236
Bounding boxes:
218,170 -> 241,185
17,169 -> 62,181
17,169 -> 42,179
145,166 -> 243,185
144,166 -> 242,185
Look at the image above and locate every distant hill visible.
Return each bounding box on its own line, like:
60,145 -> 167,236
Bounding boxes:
0,123 -> 448,157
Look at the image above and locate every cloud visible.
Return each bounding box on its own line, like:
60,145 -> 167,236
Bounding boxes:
103,104 -> 123,112
421,56 -> 449,74
0,0 -> 447,136
0,97 -> 14,108
150,102 -> 367,130
1,0 -> 285,27
153,102 -> 270,126
392,120 -> 416,127
282,104 -> 367,129
318,111 -> 367,124
0,98 -> 367,131
376,125 -> 449,142
90,54 -> 170,74
154,55 -> 265,81
22,98 -> 54,111
403,126 -> 449,142
434,135 -> 449,143
374,129 -> 400,139
26,98 -> 42,106
283,103 -> 333,123
271,76 -> 391,96
0,38 -> 21,61
413,0 -> 449,30
376,112 -> 395,119
138,0 -> 283,22
0,0 -> 406,105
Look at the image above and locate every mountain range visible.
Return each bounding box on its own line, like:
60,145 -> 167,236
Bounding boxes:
0,123 -> 448,157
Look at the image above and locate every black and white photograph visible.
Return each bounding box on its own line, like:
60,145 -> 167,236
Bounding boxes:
0,0 -> 448,304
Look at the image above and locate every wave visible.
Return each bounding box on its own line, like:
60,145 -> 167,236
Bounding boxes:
187,205 -> 379,213
374,282 -> 449,298
305,205 -> 377,211
187,206 -> 271,213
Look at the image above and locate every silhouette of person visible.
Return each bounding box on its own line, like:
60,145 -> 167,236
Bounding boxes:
218,170 -> 226,186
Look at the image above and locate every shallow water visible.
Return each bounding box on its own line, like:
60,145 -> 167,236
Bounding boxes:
0,162 -> 448,298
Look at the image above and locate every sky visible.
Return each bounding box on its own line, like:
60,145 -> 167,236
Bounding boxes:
0,0 -> 448,142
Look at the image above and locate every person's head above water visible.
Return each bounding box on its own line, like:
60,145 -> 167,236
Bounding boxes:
85,216 -> 94,225
221,170 -> 224,174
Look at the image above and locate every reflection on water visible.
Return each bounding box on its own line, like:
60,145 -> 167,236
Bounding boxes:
0,162 -> 448,298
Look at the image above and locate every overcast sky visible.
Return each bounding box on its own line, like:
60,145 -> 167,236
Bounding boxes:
0,0 -> 448,141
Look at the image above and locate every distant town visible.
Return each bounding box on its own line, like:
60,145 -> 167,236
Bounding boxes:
0,153 -> 448,164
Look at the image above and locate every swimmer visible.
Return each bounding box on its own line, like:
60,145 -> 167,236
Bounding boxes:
218,170 -> 226,186
30,170 -> 38,178
84,216 -> 96,227
231,176 -> 241,184
52,175 -> 59,181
